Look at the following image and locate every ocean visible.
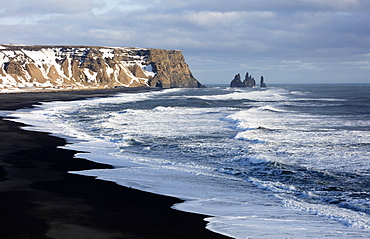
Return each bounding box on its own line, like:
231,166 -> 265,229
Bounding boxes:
7,84 -> 370,238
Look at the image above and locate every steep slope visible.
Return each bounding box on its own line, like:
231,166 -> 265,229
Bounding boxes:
0,45 -> 202,92
147,49 -> 202,88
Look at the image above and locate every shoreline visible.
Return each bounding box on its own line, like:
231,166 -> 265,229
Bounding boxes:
0,87 -> 230,239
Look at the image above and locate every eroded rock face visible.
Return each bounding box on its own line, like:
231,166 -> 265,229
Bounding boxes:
260,76 -> 267,87
230,73 -> 243,87
0,45 -> 202,91
230,72 -> 266,88
147,49 -> 203,88
243,72 -> 256,87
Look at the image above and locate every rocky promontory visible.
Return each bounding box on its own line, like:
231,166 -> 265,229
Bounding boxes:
0,44 -> 203,92
146,48 -> 202,88
230,72 -> 266,88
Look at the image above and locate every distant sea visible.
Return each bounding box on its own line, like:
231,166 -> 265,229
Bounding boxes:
8,84 -> 370,238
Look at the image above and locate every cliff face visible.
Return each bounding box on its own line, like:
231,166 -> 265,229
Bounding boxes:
147,49 -> 202,88
0,45 -> 202,92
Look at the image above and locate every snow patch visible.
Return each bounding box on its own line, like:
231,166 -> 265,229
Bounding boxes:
0,45 -> 155,91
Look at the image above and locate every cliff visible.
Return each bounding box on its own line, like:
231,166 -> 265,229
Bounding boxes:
147,49 -> 202,88
0,44 -> 203,92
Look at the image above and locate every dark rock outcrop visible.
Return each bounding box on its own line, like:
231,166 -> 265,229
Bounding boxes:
230,72 -> 266,88
230,73 -> 243,87
260,76 -> 267,87
243,72 -> 256,87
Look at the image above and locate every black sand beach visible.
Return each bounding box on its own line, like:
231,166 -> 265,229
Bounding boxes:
0,88 -> 230,239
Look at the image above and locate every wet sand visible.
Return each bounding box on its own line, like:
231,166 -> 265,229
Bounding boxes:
0,88 -> 230,239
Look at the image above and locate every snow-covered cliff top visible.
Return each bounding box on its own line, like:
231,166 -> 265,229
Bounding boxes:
0,45 -> 156,93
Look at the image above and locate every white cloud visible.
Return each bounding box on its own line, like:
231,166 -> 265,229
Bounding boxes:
185,11 -> 239,28
1,0 -> 370,84
302,0 -> 360,10
341,60 -> 370,69
2,0 -> 103,16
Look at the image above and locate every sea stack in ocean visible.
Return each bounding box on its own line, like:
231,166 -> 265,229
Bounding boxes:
229,73 -> 243,87
0,44 -> 203,92
243,72 -> 256,87
230,72 -> 266,88
260,76 -> 267,88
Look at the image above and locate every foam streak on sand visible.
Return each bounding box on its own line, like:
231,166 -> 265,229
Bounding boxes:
4,85 -> 370,238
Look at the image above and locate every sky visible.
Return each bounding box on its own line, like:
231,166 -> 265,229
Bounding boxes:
1,0 -> 370,85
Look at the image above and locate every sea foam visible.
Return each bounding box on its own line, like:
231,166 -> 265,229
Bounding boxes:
3,86 -> 370,238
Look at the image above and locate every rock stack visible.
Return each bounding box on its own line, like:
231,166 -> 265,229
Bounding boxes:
243,72 -> 256,87
260,76 -> 267,88
229,73 -> 243,87
230,72 -> 266,88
